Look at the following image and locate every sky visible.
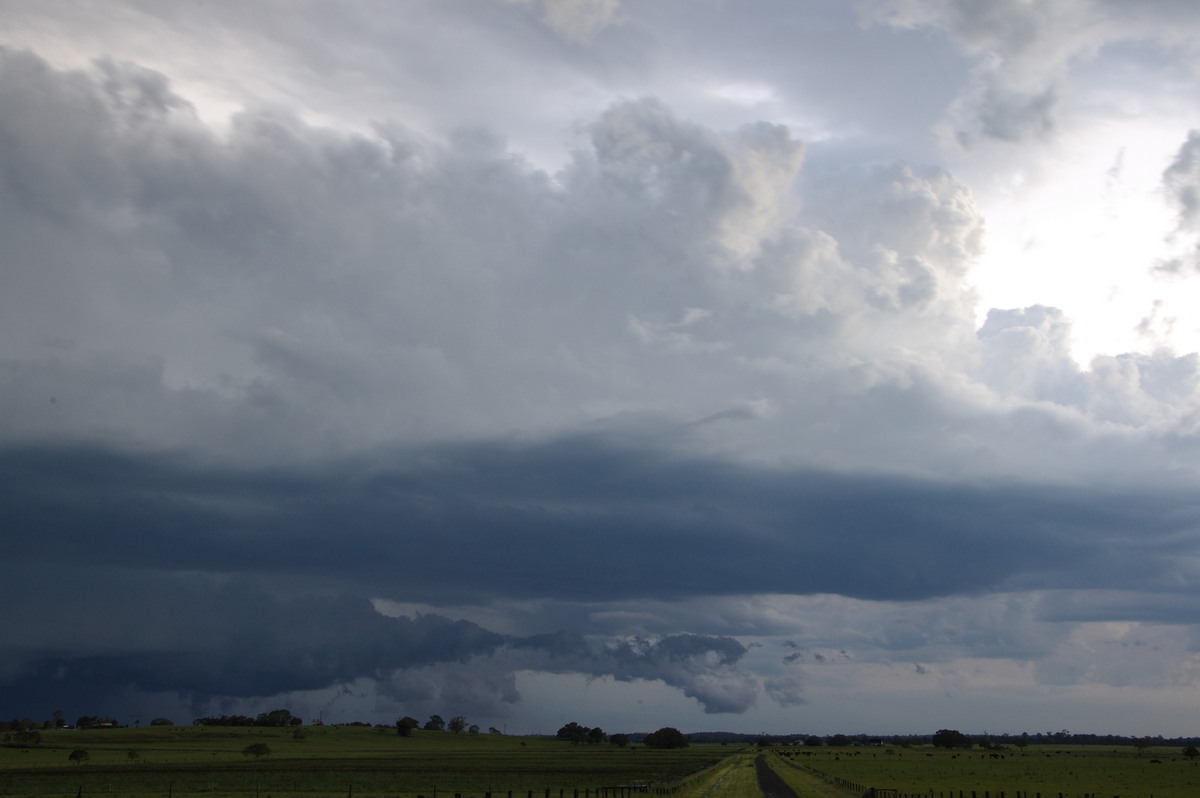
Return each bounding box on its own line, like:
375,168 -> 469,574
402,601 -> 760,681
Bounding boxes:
3,0 -> 1200,738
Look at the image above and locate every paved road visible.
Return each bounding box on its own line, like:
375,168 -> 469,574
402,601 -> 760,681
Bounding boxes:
754,755 -> 801,798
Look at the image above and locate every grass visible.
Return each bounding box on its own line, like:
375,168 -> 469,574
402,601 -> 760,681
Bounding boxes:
769,744 -> 1200,798
0,726 -> 741,798
680,753 -> 760,798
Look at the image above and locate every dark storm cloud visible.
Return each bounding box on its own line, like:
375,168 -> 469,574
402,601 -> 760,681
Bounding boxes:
9,429 -> 1199,718
0,558 -> 757,717
0,581 -> 504,706
4,433 -> 1197,608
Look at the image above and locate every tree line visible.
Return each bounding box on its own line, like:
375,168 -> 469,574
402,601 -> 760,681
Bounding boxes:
555,722 -> 687,749
192,709 -> 301,727
395,715 -> 495,736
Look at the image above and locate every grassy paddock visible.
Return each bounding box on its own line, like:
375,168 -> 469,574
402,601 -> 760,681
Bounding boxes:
0,727 -> 738,798
769,745 -> 1200,798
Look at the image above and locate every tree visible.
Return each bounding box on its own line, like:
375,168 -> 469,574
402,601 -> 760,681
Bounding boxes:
242,743 -> 272,758
643,727 -> 688,749
448,715 -> 467,734
149,717 -> 174,726
424,714 -> 446,731
932,729 -> 972,749
68,749 -> 89,765
14,730 -> 41,746
1183,745 -> 1199,760
468,724 -> 481,735
557,722 -> 589,744
396,716 -> 419,737
587,726 -> 606,745
1133,737 -> 1153,756
610,733 -> 630,748
255,709 -> 293,727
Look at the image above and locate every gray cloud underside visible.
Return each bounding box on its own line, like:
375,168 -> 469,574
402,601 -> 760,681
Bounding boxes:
5,432 -> 1197,718
0,560 -> 759,716
4,435 -> 1195,607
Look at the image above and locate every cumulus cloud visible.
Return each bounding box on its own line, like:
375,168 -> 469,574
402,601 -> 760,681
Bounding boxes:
1159,130 -> 1200,273
977,306 -> 1085,403
863,0 -> 1200,147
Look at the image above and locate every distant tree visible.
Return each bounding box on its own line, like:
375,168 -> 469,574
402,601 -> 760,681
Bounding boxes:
802,736 -> 823,747
643,727 -> 688,749
827,734 -> 850,747
76,716 -> 96,729
557,722 -> 589,744
424,715 -> 446,731
1015,733 -> 1029,749
587,726 -> 606,745
292,726 -> 307,740
932,729 -> 972,749
610,733 -> 630,748
69,749 -> 89,765
255,709 -> 293,727
1133,737 -> 1153,756
469,724 -> 481,735
1184,745 -> 1199,760
14,730 -> 42,746
242,743 -> 272,758
52,710 -> 64,729
448,716 -> 467,734
489,727 -> 503,735
149,717 -> 174,726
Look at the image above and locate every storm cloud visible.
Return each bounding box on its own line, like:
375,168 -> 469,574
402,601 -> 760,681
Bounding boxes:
4,1 -> 1200,735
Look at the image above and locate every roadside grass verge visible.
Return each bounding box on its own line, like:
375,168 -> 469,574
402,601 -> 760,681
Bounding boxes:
678,752 -> 760,798
762,752 -> 855,798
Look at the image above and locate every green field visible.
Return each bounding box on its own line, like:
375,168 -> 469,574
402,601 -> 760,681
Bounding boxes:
0,726 -> 739,798
12,729 -> 1200,798
768,744 -> 1200,798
